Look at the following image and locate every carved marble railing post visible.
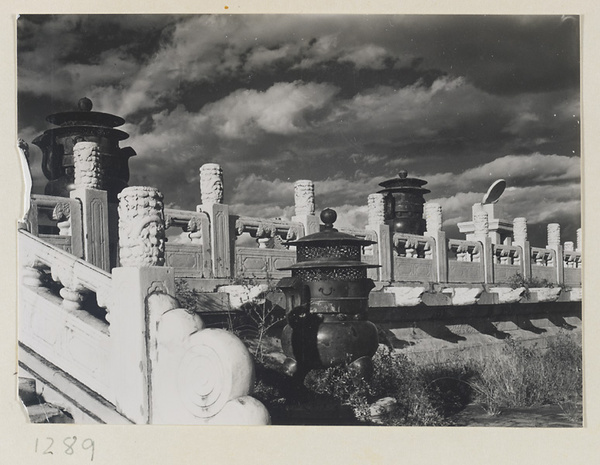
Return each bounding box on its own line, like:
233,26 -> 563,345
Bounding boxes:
547,223 -> 564,285
70,188 -> 110,271
110,265 -> 269,424
563,241 -> 575,269
473,211 -> 489,242
292,180 -> 319,237
73,141 -> 104,190
197,163 -> 230,278
294,180 -> 315,216
117,186 -> 166,267
200,163 -> 224,207
547,223 -> 561,249
367,193 -> 392,282
513,217 -> 527,244
368,193 -> 385,227
513,217 -> 531,280
424,202 -> 443,233
110,266 -> 174,423
71,139 -> 110,269
113,185 -> 172,421
473,211 -> 493,283
576,228 -> 582,252
423,202 -> 446,283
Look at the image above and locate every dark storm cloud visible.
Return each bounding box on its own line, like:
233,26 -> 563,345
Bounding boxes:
383,15 -> 580,96
17,14 -> 581,242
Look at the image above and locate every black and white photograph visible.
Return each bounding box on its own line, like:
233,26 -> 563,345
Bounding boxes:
14,13 -> 583,430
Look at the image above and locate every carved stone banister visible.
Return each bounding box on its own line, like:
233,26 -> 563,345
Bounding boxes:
337,226 -> 375,241
109,268 -> 270,425
30,194 -> 73,208
164,208 -> 209,231
448,239 -> 482,262
29,196 -> 80,226
19,230 -> 112,309
564,250 -> 582,268
531,247 -> 554,266
234,216 -> 303,241
392,232 -> 435,259
493,244 -> 521,265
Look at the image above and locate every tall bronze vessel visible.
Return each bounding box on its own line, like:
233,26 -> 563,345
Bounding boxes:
277,209 -> 379,379
32,97 -> 135,202
378,170 -> 430,234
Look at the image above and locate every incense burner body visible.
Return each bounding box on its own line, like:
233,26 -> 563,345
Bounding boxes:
379,170 -> 430,235
277,209 -> 379,378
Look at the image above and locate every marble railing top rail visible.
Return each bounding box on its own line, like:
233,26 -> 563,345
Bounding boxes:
20,230 -> 112,309
337,226 -> 377,241
164,208 -> 209,231
530,247 -> 555,260
29,194 -> 79,223
31,194 -> 75,206
448,238 -> 482,251
564,250 -> 582,260
234,215 -> 304,240
493,244 -> 521,257
393,232 -> 435,245
392,232 -> 434,259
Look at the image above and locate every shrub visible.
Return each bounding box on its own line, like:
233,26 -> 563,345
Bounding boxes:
508,272 -> 553,290
304,348 -> 451,426
175,279 -> 285,361
174,279 -> 207,313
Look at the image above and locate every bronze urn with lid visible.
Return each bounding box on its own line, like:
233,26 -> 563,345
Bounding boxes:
32,97 -> 136,202
277,209 -> 380,379
378,170 -> 430,234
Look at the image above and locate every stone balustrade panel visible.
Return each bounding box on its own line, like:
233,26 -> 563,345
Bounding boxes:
391,233 -> 436,282
447,239 -> 485,283
28,195 -> 83,257
164,208 -> 212,279
19,230 -> 113,402
234,216 -> 304,244
492,244 -> 523,284
20,230 -> 112,320
563,250 -> 582,286
235,248 -> 295,280
530,247 -> 558,284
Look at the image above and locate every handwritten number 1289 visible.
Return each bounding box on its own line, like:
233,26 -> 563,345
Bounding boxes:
35,437 -> 94,461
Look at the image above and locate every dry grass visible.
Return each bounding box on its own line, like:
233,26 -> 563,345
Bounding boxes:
254,331 -> 582,425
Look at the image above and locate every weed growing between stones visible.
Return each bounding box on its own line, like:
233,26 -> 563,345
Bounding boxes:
507,272 -> 571,298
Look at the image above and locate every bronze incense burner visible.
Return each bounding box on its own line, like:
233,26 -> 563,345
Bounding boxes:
277,209 -> 379,379
32,97 -> 135,202
378,170 -> 430,234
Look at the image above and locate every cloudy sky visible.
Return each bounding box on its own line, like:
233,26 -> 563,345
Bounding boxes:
17,14 -> 581,246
